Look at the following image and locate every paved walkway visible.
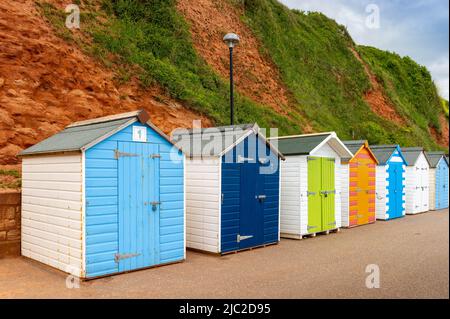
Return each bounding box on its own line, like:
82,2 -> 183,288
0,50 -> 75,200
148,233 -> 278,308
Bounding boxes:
0,210 -> 448,298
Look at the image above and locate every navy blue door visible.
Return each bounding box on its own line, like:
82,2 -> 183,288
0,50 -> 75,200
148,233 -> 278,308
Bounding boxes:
238,159 -> 264,250
221,135 -> 269,252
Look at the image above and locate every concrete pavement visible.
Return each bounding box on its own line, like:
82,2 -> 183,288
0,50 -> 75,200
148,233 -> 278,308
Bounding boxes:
0,209 -> 448,298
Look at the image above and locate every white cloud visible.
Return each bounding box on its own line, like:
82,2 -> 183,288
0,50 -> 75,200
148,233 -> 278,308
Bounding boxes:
427,56 -> 450,100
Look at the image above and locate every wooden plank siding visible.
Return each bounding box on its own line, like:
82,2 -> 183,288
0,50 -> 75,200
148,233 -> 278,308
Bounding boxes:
84,122 -> 185,278
21,154 -> 84,277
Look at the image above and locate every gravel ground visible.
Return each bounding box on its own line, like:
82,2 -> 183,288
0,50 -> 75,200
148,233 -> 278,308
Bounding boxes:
0,209 -> 448,299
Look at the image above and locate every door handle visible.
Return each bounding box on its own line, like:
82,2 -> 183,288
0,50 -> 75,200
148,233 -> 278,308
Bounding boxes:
256,195 -> 266,202
150,201 -> 161,211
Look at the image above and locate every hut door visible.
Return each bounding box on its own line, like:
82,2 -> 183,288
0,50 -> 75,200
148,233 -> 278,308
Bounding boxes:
356,162 -> 370,225
321,158 -> 336,231
387,162 -> 403,218
237,138 -> 264,250
307,157 -> 322,233
117,142 -> 160,272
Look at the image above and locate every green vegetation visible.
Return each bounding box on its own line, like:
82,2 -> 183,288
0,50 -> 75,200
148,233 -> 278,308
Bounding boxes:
36,0 -> 447,149
234,0 -> 445,148
0,170 -> 21,189
441,98 -> 449,119
37,0 -> 303,135
358,46 -> 444,147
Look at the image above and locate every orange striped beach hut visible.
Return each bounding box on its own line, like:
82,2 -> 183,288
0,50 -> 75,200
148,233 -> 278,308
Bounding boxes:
341,140 -> 379,228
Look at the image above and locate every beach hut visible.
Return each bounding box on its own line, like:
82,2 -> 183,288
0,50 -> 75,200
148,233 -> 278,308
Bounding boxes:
369,145 -> 407,220
19,110 -> 185,278
171,124 -> 284,254
401,147 -> 430,215
426,152 -> 449,210
271,132 -> 353,239
341,140 -> 379,227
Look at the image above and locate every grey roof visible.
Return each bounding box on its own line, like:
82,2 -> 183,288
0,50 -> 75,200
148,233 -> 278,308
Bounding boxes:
369,145 -> 404,165
275,133 -> 331,156
425,151 -> 446,168
400,147 -> 426,167
20,118 -> 134,156
171,124 -> 284,159
19,110 -> 172,156
343,140 -> 367,156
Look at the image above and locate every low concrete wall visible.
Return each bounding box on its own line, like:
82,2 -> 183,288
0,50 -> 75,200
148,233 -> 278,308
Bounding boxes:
0,191 -> 21,258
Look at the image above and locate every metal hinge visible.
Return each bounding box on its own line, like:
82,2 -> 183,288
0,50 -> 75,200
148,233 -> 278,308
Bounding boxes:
221,193 -> 224,204
237,234 -> 253,243
114,149 -> 138,159
307,157 -> 317,161
150,154 -> 161,159
307,225 -> 318,231
307,191 -> 316,196
114,253 -> 141,263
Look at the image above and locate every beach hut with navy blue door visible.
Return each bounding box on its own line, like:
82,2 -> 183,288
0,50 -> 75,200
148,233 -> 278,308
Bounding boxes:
172,124 -> 284,254
19,110 -> 185,279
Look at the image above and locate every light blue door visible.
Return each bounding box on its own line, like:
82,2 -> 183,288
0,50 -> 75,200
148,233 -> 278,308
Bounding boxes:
436,161 -> 449,209
117,142 -> 160,272
387,162 -> 403,219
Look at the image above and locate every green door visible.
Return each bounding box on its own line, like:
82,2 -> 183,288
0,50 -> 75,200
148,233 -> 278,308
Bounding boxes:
321,158 -> 336,231
307,157 -> 322,233
307,157 -> 336,233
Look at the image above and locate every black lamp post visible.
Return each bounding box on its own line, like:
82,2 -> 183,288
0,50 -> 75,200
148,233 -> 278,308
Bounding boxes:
223,33 -> 240,125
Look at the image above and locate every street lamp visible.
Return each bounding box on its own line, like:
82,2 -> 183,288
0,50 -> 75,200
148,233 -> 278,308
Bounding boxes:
223,33 -> 240,125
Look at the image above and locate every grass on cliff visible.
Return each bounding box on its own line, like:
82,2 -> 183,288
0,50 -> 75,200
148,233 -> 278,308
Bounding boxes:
37,0 -> 446,149
37,0 -> 304,135
232,0 -> 446,149
0,170 -> 21,189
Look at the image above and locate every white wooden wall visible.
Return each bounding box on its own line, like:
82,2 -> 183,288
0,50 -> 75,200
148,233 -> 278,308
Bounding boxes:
185,157 -> 221,253
375,165 -> 388,220
280,155 -> 302,236
21,154 -> 84,277
405,153 -> 430,214
429,168 -> 436,210
340,163 -> 350,227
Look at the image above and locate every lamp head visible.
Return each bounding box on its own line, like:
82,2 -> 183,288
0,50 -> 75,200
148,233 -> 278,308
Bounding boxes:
223,33 -> 240,48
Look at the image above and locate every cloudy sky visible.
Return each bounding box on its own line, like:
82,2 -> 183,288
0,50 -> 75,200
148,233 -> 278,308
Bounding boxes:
280,0 -> 449,99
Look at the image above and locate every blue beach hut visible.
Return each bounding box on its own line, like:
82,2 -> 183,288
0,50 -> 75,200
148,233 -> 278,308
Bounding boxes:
19,110 -> 185,278
426,151 -> 449,210
369,145 -> 407,220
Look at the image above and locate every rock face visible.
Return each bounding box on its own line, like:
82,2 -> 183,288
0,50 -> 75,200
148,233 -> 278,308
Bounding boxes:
0,0 -> 211,166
